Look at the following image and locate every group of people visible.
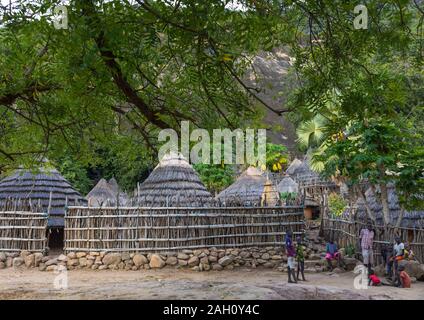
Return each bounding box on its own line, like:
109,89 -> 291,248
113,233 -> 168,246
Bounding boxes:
284,224 -> 415,288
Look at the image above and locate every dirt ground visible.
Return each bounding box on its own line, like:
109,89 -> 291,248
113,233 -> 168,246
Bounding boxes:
0,267 -> 423,300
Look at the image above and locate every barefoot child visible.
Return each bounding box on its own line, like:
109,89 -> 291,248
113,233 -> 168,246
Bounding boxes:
397,265 -> 411,288
285,230 -> 297,283
368,269 -> 382,286
296,236 -> 306,281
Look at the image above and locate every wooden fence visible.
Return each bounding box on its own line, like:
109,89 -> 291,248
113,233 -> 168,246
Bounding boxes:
0,211 -> 48,252
64,206 -> 305,253
322,218 -> 424,264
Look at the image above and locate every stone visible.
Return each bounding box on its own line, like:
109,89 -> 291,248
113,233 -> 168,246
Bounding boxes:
118,262 -> 125,269
24,254 -> 35,268
374,264 -> 386,277
218,256 -> 233,267
58,254 -> 68,262
256,259 -> 266,265
86,259 -> 94,268
410,277 -> 417,283
261,253 -> 270,260
95,256 -> 103,265
144,264 -> 150,270
41,256 -> 50,263
0,252 -> 6,262
76,252 -> 86,258
67,252 -> 77,259
67,259 -> 79,267
121,252 -> 131,261
208,256 -> 218,263
38,262 -> 46,271
333,267 -> 344,273
13,257 -> 24,267
20,250 -> 31,258
87,255 -> 96,260
166,256 -> 178,266
191,266 -> 200,272
149,254 -> 165,268
182,249 -> 193,254
100,251 -> 107,258
203,263 -> 211,271
7,252 -> 19,258
0,262 -> 5,269
193,249 -> 203,256
46,265 -> 57,272
178,259 -> 188,266
200,256 -> 209,265
224,265 -> 234,270
102,253 -> 122,266
131,266 -> 138,271
177,253 -> 190,260
264,262 -> 275,268
6,257 -> 13,268
79,257 -> 88,267
252,252 -> 261,259
343,257 -> 359,271
188,256 -> 200,267
45,258 -> 58,266
271,255 -> 282,260
89,252 -> 100,256
212,263 -> 223,271
98,265 -> 108,270
218,251 -> 225,258
239,251 -> 251,259
32,253 -> 42,267
209,251 -> 218,257
91,264 -> 99,270
133,254 -> 148,267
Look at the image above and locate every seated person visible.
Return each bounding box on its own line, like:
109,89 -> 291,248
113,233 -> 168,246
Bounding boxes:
325,239 -> 345,271
368,269 -> 381,286
397,265 -> 411,288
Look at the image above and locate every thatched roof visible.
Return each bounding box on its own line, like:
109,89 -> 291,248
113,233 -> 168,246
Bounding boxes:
86,178 -> 117,207
0,167 -> 86,227
285,158 -> 302,176
356,184 -> 424,228
136,153 -> 213,207
277,176 -> 298,194
217,167 -> 280,206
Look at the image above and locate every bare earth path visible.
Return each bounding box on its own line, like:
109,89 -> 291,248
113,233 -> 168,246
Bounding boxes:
0,268 -> 423,300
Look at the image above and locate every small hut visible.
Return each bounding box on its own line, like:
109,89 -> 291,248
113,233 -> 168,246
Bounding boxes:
355,184 -> 424,230
277,176 -> 299,194
136,153 -> 213,207
217,167 -> 279,206
0,167 -> 86,248
86,178 -> 116,207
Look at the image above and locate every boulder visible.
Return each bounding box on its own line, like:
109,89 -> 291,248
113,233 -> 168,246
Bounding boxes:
24,254 -> 35,268
79,258 -> 88,267
149,254 -> 165,268
0,262 -> 5,269
208,256 -> 218,263
121,252 -> 131,261
38,262 -> 46,271
218,256 -> 233,267
67,252 -> 77,259
177,253 -> 190,260
102,253 -> 122,266
200,256 -> 209,265
261,253 -> 270,260
46,265 -> 57,272
212,263 -> 223,271
67,259 -> 79,267
45,258 -> 58,266
133,254 -> 148,267
58,254 -> 68,262
6,257 -> 13,268
34,252 -> 43,267
178,259 -> 188,266
343,257 -> 359,271
0,252 -> 6,262
13,257 -> 24,267
76,252 -> 86,258
166,256 -> 178,266
188,256 -> 200,267
20,250 -> 31,258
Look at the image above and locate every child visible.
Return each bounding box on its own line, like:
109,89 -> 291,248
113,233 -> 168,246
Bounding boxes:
397,265 -> 411,288
325,238 -> 344,271
368,269 -> 381,286
296,236 -> 306,281
285,230 -> 297,283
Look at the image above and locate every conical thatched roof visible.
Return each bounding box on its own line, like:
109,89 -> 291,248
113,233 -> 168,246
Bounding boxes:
86,178 -> 116,207
277,176 -> 298,194
136,153 -> 213,207
217,167 -> 279,206
286,158 -> 302,176
356,184 -> 424,228
0,167 -> 86,227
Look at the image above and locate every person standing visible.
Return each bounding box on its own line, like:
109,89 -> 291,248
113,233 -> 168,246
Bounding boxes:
359,224 -> 375,274
296,236 -> 306,281
285,230 -> 297,284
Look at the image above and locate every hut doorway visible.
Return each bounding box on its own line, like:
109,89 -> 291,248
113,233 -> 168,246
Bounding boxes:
47,228 -> 64,253
304,206 -> 320,220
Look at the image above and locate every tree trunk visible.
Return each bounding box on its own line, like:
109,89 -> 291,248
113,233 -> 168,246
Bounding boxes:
355,185 -> 377,225
379,182 -> 391,227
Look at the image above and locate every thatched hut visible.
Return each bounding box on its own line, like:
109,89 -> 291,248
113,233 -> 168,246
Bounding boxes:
355,184 -> 424,229
217,167 -> 280,206
0,167 -> 86,227
136,153 -> 213,207
0,167 -> 86,248
277,176 -> 299,194
86,178 -> 116,207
